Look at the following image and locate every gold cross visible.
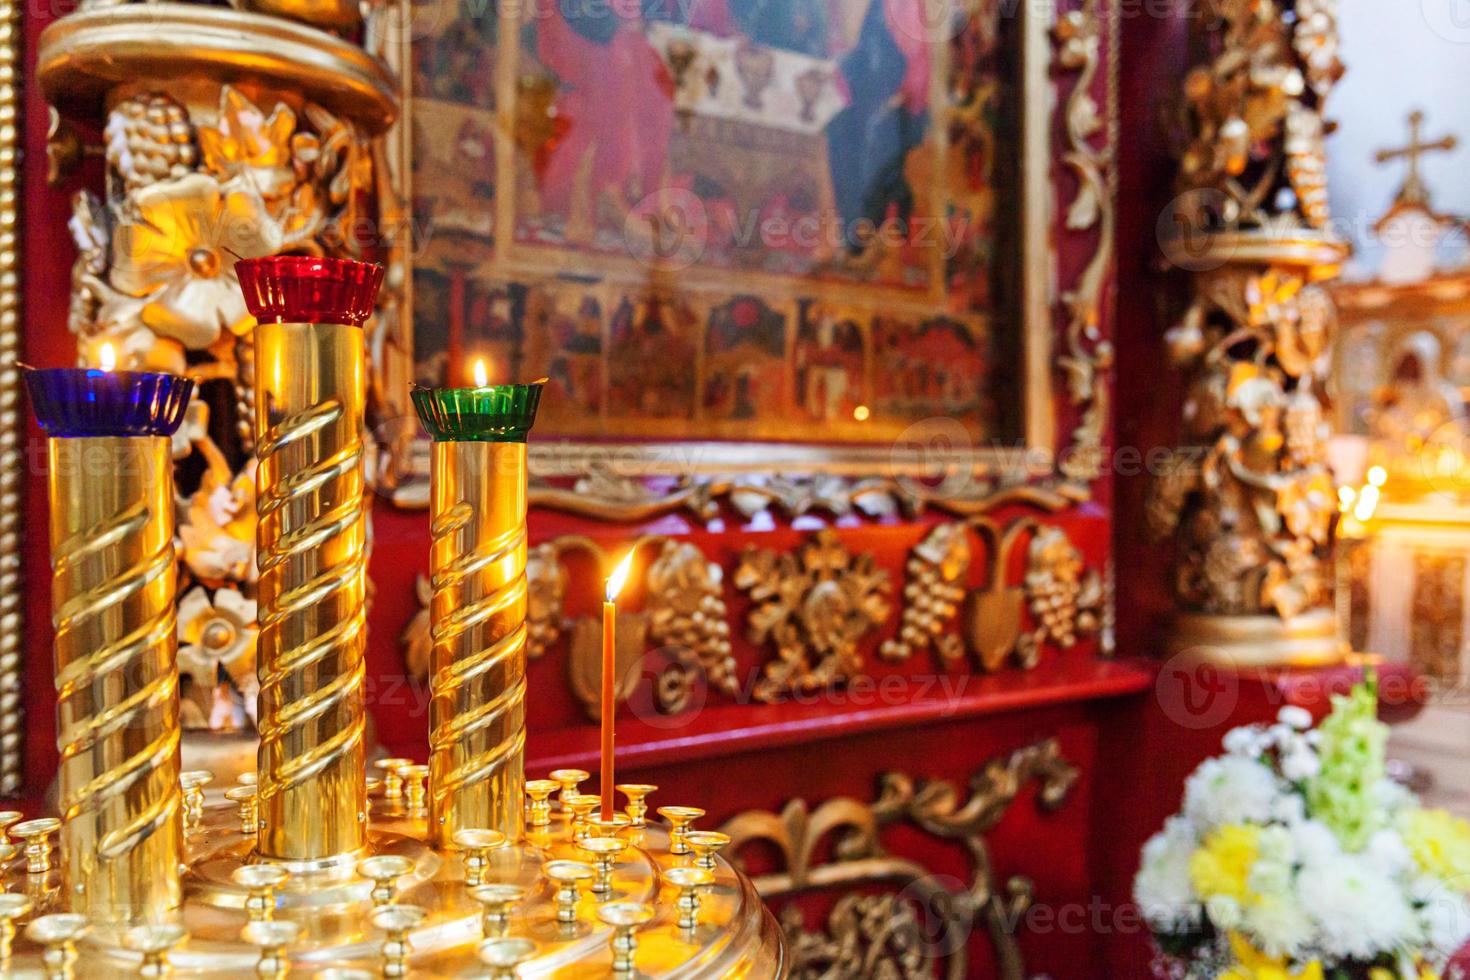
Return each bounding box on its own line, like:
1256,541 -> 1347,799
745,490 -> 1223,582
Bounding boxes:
1375,110 -> 1457,207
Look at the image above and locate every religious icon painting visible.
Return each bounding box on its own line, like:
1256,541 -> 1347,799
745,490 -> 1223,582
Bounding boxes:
871,314 -> 995,437
606,289 -> 700,430
405,0 -> 1022,447
521,281 -> 607,432
700,295 -> 791,430
792,300 -> 869,438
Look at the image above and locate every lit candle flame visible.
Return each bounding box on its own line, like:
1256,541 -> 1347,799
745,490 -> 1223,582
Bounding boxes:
99,342 -> 116,373
605,549 -> 635,603
472,358 -> 489,388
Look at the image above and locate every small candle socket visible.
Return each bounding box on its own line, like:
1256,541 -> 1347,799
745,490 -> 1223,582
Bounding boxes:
588,813 -> 632,840
0,812 -> 22,848
123,923 -> 188,979
477,936 -> 536,979
596,902 -> 654,976
470,883 -> 525,938
664,866 -> 714,931
225,786 -> 258,836
11,818 -> 60,875
564,795 -> 599,840
27,912 -> 87,980
241,919 -> 301,980
544,861 -> 595,924
524,780 -> 559,829
656,807 -> 705,856
0,894 -> 31,963
578,837 -> 627,896
374,759 -> 414,802
549,769 -> 589,807
180,770 -> 214,828
400,765 -> 430,817
356,855 -> 415,907
452,828 -> 507,887
232,864 -> 290,923
684,831 -> 731,870
371,903 -> 425,980
616,784 -> 657,827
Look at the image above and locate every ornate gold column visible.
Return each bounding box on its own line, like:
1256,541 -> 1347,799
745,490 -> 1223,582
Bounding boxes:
412,383 -> 541,847
242,256 -> 382,863
27,367 -> 195,924
1152,0 -> 1349,665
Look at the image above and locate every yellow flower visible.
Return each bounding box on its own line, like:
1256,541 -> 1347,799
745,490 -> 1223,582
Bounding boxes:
1221,933 -> 1323,980
1402,808 -> 1470,883
111,173 -> 283,349
1370,969 -> 1440,980
1189,824 -> 1261,905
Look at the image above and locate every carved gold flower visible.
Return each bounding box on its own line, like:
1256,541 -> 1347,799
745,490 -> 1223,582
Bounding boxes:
177,586 -> 258,695
179,460 -> 258,586
111,173 -> 284,349
198,87 -> 298,200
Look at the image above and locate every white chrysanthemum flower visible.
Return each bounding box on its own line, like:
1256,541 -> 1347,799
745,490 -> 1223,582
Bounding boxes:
1134,816 -> 1201,931
1365,828 -> 1412,877
1417,886 -> 1470,963
1298,852 -> 1416,960
1243,893 -> 1313,961
1278,705 -> 1313,730
1184,756 -> 1282,833
1223,724 -> 1271,758
1376,777 -> 1415,816
1271,790 -> 1307,826
1280,744 -> 1320,782
1205,894 -> 1244,931
1291,819 -> 1340,867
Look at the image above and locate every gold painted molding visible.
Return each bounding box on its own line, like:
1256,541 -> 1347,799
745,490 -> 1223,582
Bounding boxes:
0,0 -> 21,797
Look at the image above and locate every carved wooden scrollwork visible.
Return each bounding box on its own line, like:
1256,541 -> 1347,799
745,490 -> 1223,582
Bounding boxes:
720,738 -> 1081,980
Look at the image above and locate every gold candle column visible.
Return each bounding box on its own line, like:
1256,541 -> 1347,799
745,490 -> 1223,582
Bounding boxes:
49,436 -> 183,923
427,440 -> 529,846
240,257 -> 383,863
412,378 -> 541,848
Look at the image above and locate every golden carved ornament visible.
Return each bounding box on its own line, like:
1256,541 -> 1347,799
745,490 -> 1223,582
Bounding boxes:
569,612 -> 650,724
880,523 -> 970,666
1053,0 -> 1116,482
1150,264 -> 1340,620
1156,0 -> 1348,666
644,540 -> 736,714
721,738 -> 1080,980
0,0 -> 21,796
734,529 -> 891,702
1017,525 -> 1104,666
964,518 -> 1036,672
1169,0 -> 1342,233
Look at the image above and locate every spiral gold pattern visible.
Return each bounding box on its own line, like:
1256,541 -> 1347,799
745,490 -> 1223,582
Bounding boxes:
254,320 -> 368,862
0,0 -> 22,800
48,437 -> 183,923
427,441 -> 529,846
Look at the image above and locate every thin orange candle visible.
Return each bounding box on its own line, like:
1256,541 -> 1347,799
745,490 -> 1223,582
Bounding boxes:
602,550 -> 635,819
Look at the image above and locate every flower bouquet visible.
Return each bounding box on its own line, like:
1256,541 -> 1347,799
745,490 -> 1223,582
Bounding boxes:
1135,673 -> 1470,979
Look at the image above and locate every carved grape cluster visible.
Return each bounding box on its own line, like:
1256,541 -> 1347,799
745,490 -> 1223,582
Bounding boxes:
104,93 -> 197,191
648,541 -> 736,711
881,524 -> 968,665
